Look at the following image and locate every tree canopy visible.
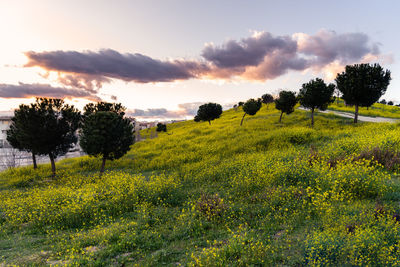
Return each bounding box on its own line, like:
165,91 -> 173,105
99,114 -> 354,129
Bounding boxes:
6,104 -> 41,169
8,98 -> 81,176
298,78 -> 335,126
335,63 -> 391,123
156,123 -> 167,132
195,103 -> 223,125
80,111 -> 134,176
261,93 -> 274,108
83,102 -> 126,118
275,91 -> 297,122
241,98 -> 262,126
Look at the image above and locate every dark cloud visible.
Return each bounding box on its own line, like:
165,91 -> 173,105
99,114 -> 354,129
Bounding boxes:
25,49 -> 209,85
201,32 -> 295,68
24,30 -> 383,84
0,82 -> 101,101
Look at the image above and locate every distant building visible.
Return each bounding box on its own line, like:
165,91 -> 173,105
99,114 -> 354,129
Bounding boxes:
0,116 -> 12,148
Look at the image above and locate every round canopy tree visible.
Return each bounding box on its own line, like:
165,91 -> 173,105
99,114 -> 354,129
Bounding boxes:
195,103 -> 223,125
275,91 -> 297,122
261,93 -> 274,109
10,98 -> 81,176
80,111 -> 134,177
6,104 -> 41,169
335,63 -> 391,123
241,98 -> 262,126
298,78 -> 335,126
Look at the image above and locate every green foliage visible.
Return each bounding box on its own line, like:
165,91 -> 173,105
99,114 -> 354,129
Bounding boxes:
79,111 -> 134,174
261,93 -> 274,105
6,104 -> 39,168
241,98 -> 262,125
7,98 -> 81,175
336,63 -> 391,123
275,90 -> 298,122
83,102 -> 126,118
298,78 -> 335,125
195,103 -> 223,125
156,123 -> 167,132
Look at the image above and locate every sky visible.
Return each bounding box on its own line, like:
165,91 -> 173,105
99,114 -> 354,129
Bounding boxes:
0,0 -> 399,120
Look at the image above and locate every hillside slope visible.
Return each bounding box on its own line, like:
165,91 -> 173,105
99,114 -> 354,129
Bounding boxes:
2,106 -> 400,266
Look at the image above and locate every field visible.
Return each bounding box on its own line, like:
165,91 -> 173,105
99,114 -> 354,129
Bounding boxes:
2,106 -> 400,266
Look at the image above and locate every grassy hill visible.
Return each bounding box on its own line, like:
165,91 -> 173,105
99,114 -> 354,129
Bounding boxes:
2,106 -> 400,266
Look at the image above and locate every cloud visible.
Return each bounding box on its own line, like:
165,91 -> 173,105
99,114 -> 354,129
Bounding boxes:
25,30 -> 387,85
0,82 -> 101,101
127,102 -> 235,120
25,49 -> 209,88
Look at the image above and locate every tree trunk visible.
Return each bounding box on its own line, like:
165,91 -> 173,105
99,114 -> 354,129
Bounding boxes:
279,112 -> 283,123
49,153 -> 56,177
354,104 -> 359,123
208,120 -> 211,125
100,157 -> 106,177
311,108 -> 315,127
32,152 -> 37,169
240,113 -> 246,126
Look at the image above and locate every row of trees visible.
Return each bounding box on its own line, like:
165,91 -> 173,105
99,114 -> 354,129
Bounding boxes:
7,99 -> 134,176
194,63 -> 391,126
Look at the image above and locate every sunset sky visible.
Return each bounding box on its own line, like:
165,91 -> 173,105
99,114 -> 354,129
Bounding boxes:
0,0 -> 399,119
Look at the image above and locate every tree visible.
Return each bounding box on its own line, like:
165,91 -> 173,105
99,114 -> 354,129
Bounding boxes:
6,104 -> 40,169
194,115 -> 201,122
298,78 -> 335,126
335,63 -> 391,123
80,111 -> 134,177
275,91 -> 297,122
241,98 -> 262,126
195,103 -> 223,125
388,101 -> 394,106
83,102 -> 126,118
156,123 -> 167,132
32,98 -> 81,176
380,99 -> 387,105
261,93 -> 274,109
238,102 -> 244,107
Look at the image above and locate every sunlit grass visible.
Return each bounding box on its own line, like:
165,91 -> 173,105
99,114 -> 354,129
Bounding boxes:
1,105 -> 400,265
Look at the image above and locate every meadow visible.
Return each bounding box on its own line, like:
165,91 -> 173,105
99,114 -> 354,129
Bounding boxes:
2,105 -> 400,266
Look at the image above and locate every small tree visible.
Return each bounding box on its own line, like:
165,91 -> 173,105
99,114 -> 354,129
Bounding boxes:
34,98 -> 81,176
336,63 -> 391,123
298,78 -> 335,126
156,123 -> 167,132
275,91 -> 297,122
8,98 -> 80,176
380,99 -> 387,105
241,99 -> 262,126
6,104 -> 40,169
388,101 -> 394,106
80,111 -> 134,177
195,103 -> 223,125
261,93 -> 274,109
238,102 -> 244,107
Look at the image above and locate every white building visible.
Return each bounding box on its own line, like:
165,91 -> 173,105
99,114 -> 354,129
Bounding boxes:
0,117 -> 12,148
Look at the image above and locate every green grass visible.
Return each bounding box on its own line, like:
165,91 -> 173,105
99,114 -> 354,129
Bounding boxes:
2,106 -> 400,266
328,99 -> 400,118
